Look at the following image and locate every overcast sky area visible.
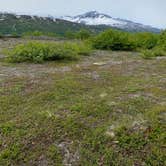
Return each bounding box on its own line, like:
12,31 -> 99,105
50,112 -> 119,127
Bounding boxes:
0,0 -> 165,28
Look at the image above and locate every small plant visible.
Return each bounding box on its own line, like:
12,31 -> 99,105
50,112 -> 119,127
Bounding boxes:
73,42 -> 93,56
0,144 -> 21,160
47,145 -> 63,165
141,50 -> 155,59
76,29 -> 91,40
65,29 -> 92,40
141,47 -> 166,59
153,47 -> 166,56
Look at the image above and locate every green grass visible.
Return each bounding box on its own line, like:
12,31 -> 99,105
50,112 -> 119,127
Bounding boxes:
0,40 -> 165,165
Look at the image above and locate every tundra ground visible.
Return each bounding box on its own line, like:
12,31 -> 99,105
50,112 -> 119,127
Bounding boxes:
0,39 -> 165,166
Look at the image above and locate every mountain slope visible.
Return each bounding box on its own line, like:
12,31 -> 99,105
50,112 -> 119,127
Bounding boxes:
0,12 -> 105,35
0,12 -> 160,36
62,11 -> 160,33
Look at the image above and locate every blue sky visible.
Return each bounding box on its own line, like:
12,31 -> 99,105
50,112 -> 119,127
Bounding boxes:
0,0 -> 165,28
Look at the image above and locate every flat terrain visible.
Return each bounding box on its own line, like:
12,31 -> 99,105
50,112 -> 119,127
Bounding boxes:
0,39 -> 166,165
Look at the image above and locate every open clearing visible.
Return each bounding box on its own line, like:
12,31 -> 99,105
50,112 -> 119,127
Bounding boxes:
0,39 -> 166,165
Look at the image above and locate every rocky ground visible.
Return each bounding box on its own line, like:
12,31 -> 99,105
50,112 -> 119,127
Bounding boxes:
0,39 -> 165,165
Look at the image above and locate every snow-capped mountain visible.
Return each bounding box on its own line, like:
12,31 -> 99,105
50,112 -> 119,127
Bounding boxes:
62,11 -> 125,26
0,11 -> 160,35
61,11 -> 160,33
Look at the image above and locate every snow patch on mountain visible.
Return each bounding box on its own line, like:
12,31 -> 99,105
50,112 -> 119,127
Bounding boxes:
61,11 -> 160,33
62,11 -> 126,26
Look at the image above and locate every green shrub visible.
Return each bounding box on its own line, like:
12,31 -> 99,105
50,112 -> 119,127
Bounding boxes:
153,47 -> 166,56
92,29 -> 136,51
141,47 -> 166,59
140,30 -> 166,59
65,31 -> 76,39
141,50 -> 155,59
5,41 -> 92,63
76,29 -> 91,40
65,29 -> 92,40
0,144 -> 20,160
158,30 -> 166,47
73,42 -> 93,56
135,32 -> 159,49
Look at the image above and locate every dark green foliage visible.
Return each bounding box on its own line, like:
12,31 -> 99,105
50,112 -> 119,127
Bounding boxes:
92,29 -> 136,51
0,32 -> 3,38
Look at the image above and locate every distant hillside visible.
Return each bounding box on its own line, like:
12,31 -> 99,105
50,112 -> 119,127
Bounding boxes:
0,13 -> 106,35
0,12 -> 160,36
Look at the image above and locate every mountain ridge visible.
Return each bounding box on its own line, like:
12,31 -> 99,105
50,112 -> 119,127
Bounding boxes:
0,11 -> 161,35
61,11 -> 161,33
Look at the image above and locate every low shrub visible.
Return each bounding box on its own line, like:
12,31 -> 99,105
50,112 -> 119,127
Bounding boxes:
73,42 -> 93,56
135,32 -> 159,49
141,47 -> 166,59
76,29 -> 91,40
65,31 -> 76,39
140,30 -> 166,59
153,47 -> 166,56
6,41 -> 92,63
158,30 -> 166,47
141,50 -> 155,59
92,29 -> 136,51
65,29 -> 92,40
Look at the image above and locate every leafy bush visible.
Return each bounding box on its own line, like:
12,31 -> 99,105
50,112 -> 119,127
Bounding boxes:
73,42 -> 93,56
141,50 -> 155,59
153,47 -> 166,56
134,32 -> 159,49
65,29 -> 92,40
140,30 -> 166,59
141,47 -> 166,59
76,29 -> 91,40
92,29 -> 136,51
158,30 -> 166,47
6,41 -> 92,63
65,31 -> 76,39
